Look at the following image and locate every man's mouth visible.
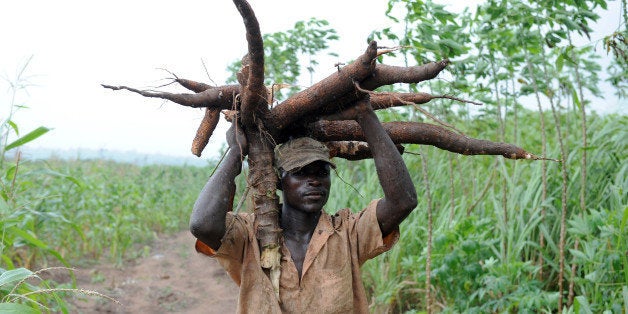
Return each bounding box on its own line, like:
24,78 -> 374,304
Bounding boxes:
304,191 -> 325,197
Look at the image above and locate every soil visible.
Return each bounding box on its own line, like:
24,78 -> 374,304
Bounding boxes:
66,231 -> 239,313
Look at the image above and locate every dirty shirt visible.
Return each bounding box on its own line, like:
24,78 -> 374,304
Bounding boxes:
195,199 -> 399,313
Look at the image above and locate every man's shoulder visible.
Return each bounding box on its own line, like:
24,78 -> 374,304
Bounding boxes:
323,207 -> 363,230
325,208 -> 352,219
325,199 -> 380,219
226,211 -> 256,228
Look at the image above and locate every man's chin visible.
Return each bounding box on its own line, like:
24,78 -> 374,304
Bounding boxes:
298,203 -> 325,214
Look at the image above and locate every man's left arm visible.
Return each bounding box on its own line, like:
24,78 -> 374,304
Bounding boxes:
353,97 -> 418,236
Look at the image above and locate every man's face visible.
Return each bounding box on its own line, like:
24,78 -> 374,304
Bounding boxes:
280,161 -> 331,214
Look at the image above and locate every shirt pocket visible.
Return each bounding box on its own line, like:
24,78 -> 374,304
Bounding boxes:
311,264 -> 353,313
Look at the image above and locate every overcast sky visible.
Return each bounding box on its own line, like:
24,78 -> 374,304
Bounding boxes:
1,0 -> 623,161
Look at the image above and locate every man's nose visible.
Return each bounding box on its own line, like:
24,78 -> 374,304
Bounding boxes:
307,176 -> 321,186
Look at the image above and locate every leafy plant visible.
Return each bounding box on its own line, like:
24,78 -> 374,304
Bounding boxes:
0,267 -> 116,313
0,59 -> 80,313
226,18 -> 338,100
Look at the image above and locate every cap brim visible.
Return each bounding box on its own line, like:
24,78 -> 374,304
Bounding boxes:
283,157 -> 336,172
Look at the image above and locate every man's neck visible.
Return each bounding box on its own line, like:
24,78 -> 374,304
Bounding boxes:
280,205 -> 321,238
280,205 -> 322,279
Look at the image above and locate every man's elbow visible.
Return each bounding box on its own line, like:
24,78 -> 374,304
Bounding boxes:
189,212 -> 225,250
189,216 -> 206,239
403,189 -> 418,212
189,210 -> 212,239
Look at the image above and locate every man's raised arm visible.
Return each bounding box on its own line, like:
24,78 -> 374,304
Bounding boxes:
354,97 -> 418,236
189,123 -> 247,250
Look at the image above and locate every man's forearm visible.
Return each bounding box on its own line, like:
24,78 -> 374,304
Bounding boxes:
189,148 -> 243,249
356,106 -> 417,235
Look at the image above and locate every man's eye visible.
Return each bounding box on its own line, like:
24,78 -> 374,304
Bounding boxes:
292,170 -> 305,176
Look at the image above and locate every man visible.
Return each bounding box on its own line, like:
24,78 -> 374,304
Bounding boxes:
190,99 -> 417,313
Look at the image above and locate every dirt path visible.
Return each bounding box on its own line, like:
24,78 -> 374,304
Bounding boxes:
69,231 -> 238,313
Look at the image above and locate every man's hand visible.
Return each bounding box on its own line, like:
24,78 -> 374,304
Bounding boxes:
226,122 -> 248,156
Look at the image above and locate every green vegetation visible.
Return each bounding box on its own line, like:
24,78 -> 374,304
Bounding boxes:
352,110 -> 627,313
0,59 -> 130,312
350,0 -> 627,311
226,17 -> 339,100
2,110 -> 624,312
2,148 -> 214,311
2,0 -> 626,312
13,159 -> 213,265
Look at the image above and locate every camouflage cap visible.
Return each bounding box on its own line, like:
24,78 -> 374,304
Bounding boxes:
274,137 -> 336,172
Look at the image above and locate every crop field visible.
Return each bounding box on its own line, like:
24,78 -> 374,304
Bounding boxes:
1,0 -> 627,311
1,109 -> 625,312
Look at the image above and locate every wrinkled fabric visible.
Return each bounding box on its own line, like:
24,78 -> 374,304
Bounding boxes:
274,137 -> 336,172
195,199 -> 399,313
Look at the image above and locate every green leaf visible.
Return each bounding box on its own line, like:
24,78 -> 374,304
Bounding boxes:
0,198 -> 10,211
35,169 -> 85,189
572,89 -> 582,111
0,303 -> 40,314
584,270 -> 599,282
569,249 -> 588,261
8,120 -> 19,135
421,42 -> 440,52
622,286 -> 627,314
5,127 -> 50,151
439,38 -> 465,53
5,165 -> 17,181
555,30 -> 567,39
580,10 -> 599,20
0,268 -> 33,288
8,226 -> 70,267
574,296 -> 593,314
9,227 -> 49,249
556,54 -> 565,72
547,32 -> 562,44
560,18 -> 581,31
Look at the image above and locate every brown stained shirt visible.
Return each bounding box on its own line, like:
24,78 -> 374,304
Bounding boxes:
195,199 -> 399,313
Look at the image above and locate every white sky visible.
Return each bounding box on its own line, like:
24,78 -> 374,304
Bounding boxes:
1,0 -> 624,160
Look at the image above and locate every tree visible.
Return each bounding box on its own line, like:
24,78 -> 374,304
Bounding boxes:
102,0 -> 544,298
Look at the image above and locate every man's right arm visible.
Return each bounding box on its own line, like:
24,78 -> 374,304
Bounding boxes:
189,123 -> 247,250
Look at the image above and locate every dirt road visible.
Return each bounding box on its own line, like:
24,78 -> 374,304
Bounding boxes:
69,231 -> 238,313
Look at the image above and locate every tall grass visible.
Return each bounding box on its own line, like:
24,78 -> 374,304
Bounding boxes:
328,109 -> 626,312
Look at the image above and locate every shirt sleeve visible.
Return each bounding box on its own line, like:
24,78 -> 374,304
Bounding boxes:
194,212 -> 253,285
353,199 -> 400,265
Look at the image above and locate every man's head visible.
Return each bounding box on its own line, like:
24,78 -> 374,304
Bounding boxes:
274,137 -> 335,213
